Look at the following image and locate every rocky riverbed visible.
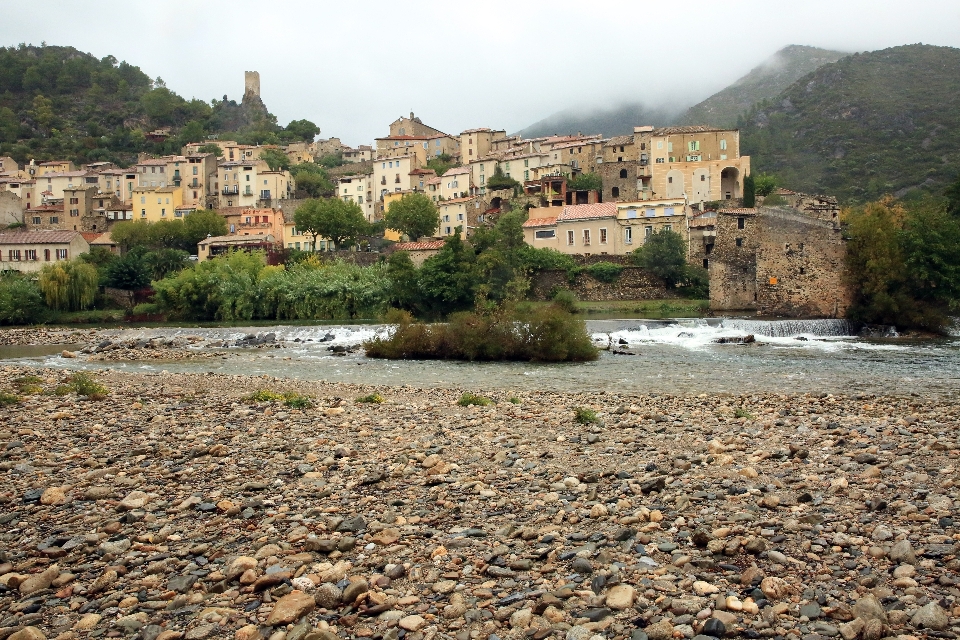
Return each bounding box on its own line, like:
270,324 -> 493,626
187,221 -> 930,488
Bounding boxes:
1,366 -> 959,640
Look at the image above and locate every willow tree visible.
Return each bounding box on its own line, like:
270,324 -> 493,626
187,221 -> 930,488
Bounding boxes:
39,260 -> 98,311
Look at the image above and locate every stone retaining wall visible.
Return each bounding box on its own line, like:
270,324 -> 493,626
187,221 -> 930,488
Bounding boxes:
530,267 -> 672,301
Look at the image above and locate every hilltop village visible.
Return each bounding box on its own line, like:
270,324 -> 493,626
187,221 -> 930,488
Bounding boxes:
0,73 -> 850,318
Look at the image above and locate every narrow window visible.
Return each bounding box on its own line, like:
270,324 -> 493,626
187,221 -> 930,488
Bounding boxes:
567,230 -> 575,245
736,237 -> 743,247
583,229 -> 591,245
599,228 -> 607,244
737,217 -> 745,229
624,227 -> 632,243
612,187 -> 620,197
619,169 -> 628,179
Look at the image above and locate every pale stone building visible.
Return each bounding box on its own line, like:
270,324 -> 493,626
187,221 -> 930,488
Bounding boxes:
0,230 -> 89,273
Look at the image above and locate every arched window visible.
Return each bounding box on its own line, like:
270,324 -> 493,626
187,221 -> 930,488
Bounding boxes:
612,187 -> 620,198
619,169 -> 628,179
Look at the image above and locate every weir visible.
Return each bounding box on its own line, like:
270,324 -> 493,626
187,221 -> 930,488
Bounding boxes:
719,318 -> 858,337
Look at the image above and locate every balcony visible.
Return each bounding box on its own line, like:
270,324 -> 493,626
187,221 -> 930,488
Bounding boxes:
222,185 -> 239,195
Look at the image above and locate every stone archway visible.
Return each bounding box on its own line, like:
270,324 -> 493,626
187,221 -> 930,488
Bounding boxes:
720,167 -> 740,200
666,170 -> 684,198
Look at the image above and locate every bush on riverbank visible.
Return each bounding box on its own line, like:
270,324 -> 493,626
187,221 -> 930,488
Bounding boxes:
364,303 -> 599,362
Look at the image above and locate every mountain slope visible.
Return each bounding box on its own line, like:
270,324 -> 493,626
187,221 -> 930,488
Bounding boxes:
0,44 -> 293,167
514,103 -> 676,139
678,45 -> 848,128
740,44 -> 960,203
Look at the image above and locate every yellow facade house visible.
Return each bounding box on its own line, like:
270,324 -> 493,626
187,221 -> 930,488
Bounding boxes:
133,186 -> 183,222
522,198 -> 689,256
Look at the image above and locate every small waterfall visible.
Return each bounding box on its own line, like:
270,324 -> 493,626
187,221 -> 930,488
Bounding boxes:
720,318 -> 857,338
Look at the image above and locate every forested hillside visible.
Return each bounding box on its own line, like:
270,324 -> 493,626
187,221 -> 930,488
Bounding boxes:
0,44 -> 317,167
740,44 -> 960,203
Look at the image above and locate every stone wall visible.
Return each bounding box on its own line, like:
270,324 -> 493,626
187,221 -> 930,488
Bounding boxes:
314,251 -> 382,267
709,205 -> 853,318
598,161 -> 639,202
530,267 -> 670,301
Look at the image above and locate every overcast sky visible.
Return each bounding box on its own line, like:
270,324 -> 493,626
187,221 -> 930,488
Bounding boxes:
2,0 -> 958,146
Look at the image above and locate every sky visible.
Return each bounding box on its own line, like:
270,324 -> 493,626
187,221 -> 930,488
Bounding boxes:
2,0 -> 959,146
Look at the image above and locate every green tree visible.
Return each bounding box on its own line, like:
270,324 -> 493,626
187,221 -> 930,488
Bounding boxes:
196,143 -> 223,157
0,107 -> 19,144
177,120 -> 206,144
385,192 -> 440,241
567,172 -> 602,192
754,173 -> 778,197
743,174 -> 756,208
182,209 -> 228,252
426,153 -> 457,178
417,234 -> 479,315
38,259 -> 98,311
946,174 -> 960,218
317,152 -> 344,168
30,94 -> 54,134
79,246 -> 117,270
259,148 -> 290,171
486,166 -> 520,191
0,274 -> 48,325
111,220 -> 155,253
386,250 -> 422,312
144,248 -> 189,280
285,119 -> 320,142
294,198 -> 368,250
632,228 -> 689,287
103,248 -> 151,290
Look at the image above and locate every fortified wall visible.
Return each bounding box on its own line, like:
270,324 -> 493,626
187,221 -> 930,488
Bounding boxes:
709,199 -> 853,318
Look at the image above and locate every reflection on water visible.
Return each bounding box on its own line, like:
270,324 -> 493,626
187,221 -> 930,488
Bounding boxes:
3,320 -> 959,398
0,343 -> 79,360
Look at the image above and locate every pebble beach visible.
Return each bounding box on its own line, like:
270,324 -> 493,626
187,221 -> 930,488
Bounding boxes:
1,362 -> 959,640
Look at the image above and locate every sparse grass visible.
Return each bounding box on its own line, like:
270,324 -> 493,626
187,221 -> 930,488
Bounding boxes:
282,393 -> 313,409
53,385 -> 72,396
69,373 -> 108,400
245,388 -> 313,409
245,389 -> 285,403
734,408 -> 754,419
458,392 -> 493,407
12,375 -> 44,395
508,397 -> 521,404
356,393 -> 385,404
574,407 -> 600,425
0,391 -> 21,406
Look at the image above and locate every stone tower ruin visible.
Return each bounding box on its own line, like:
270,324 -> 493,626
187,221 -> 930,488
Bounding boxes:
244,71 -> 260,98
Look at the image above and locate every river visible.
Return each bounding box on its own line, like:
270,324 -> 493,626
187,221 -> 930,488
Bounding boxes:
3,318 -> 958,398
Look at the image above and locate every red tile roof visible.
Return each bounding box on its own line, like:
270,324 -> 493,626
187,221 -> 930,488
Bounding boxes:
393,241 -> 445,251
522,216 -> 558,228
557,202 -> 617,221
0,230 -> 83,245
718,208 -> 757,214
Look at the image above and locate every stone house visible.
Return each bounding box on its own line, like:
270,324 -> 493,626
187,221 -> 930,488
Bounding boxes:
342,146 -> 375,163
0,191 -> 26,226
132,186 -> 183,223
0,230 -> 89,273
459,128 -> 506,162
633,125 -> 750,206
373,155 -> 422,201
219,207 -> 285,240
0,177 -> 36,209
35,171 -> 98,203
25,204 -> 65,230
439,166 -> 471,200
709,203 -> 852,318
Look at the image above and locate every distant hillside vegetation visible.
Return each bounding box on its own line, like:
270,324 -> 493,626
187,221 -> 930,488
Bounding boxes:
678,45 -> 848,128
740,44 -> 960,203
514,103 -> 676,139
0,44 -> 310,167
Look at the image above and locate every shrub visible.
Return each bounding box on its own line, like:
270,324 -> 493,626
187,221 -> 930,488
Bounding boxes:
364,302 -> 598,362
551,289 -> 578,314
13,376 -> 43,395
508,397 -> 521,404
573,407 -> 600,425
356,393 -> 385,404
584,261 -> 624,283
53,385 -> 72,396
458,392 -> 493,407
245,389 -> 285,403
0,275 -> 48,325
132,302 -> 161,315
0,390 -> 21,406
69,372 -> 108,400
282,393 -> 313,409
734,408 -> 754,419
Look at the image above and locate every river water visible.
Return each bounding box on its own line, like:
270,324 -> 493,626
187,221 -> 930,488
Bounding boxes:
3,318 -> 958,398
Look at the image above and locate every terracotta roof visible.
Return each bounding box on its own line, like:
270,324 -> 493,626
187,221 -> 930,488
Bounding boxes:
409,169 -> 437,175
90,232 -> 115,245
425,177 -> 441,185
38,171 -> 90,178
393,241 -> 445,251
0,230 -> 82,245
522,216 -> 558,228
438,197 -> 475,206
688,217 -> 716,228
441,166 -> 471,176
603,135 -> 634,147
218,207 -> 278,215
80,232 -> 102,243
718,208 -> 757,214
557,202 -> 618,221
